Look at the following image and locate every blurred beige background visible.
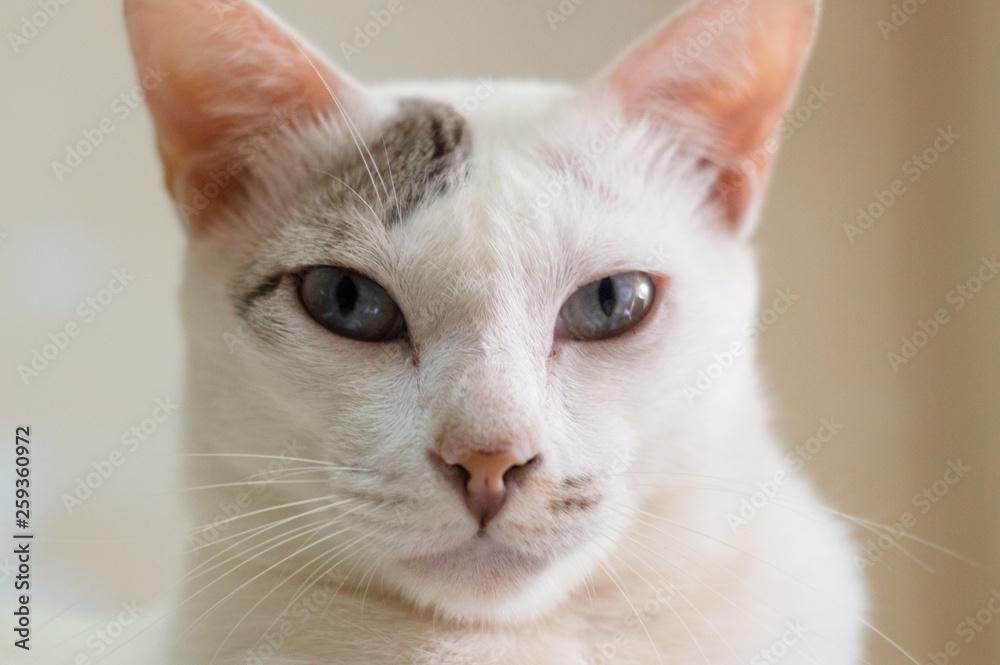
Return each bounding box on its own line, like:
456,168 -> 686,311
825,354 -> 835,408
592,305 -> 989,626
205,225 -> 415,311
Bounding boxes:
0,0 -> 997,663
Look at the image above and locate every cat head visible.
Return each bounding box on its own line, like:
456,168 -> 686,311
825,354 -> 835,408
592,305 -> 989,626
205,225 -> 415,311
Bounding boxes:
126,0 -> 819,625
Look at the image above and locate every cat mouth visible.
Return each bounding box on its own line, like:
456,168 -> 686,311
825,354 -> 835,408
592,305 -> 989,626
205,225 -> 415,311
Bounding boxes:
401,536 -> 547,581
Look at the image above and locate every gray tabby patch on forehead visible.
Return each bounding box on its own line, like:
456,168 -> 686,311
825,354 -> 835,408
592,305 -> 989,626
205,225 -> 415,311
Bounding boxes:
318,99 -> 472,227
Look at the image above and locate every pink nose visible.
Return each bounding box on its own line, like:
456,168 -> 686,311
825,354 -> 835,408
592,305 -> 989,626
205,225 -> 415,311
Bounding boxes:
459,451 -> 527,528
433,449 -> 538,532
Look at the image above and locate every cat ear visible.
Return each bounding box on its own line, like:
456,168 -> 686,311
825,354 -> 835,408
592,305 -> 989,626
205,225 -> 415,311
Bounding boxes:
124,0 -> 372,230
585,0 -> 820,235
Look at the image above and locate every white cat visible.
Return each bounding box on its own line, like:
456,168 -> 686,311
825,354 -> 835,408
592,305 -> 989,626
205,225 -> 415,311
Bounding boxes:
124,0 -> 866,662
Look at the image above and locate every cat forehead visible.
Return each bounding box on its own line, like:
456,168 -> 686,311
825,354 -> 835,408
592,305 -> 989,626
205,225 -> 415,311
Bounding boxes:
238,80 -> 698,290
273,83 -> 568,223
324,81 -> 585,226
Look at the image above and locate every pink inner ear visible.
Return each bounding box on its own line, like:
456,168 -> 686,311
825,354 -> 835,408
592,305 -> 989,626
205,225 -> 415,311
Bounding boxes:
598,0 -> 819,229
125,0 -> 368,231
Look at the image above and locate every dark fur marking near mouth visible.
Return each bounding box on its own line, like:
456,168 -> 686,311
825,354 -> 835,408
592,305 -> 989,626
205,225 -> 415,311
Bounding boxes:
562,476 -> 592,489
551,495 -> 600,514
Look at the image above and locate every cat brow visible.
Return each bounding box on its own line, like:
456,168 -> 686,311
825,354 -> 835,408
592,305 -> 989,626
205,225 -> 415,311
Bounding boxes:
233,102 -> 472,322
320,99 -> 472,229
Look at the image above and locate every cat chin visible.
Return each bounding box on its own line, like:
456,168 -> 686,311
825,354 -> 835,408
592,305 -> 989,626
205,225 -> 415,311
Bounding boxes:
384,538 -> 605,626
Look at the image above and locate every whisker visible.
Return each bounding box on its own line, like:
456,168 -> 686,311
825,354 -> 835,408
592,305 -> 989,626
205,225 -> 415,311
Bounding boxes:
211,524 -> 379,664
594,559 -> 665,665
609,533 -> 742,664
380,133 -> 403,224
186,494 -> 350,536
618,472 -> 983,571
835,511 -> 987,571
253,521 -> 382,650
600,543 -> 704,665
356,548 -> 386,619
290,40 -> 385,208
185,520 -> 326,584
609,502 -> 914,664
185,496 -> 355,553
310,169 -> 382,224
176,452 -> 366,470
185,500 -> 367,587
174,518 -> 369,646
606,523 -> 824,665
317,540 -> 381,626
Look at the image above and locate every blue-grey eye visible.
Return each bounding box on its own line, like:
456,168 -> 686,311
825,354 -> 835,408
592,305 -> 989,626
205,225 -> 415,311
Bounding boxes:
558,272 -> 656,341
299,267 -> 406,342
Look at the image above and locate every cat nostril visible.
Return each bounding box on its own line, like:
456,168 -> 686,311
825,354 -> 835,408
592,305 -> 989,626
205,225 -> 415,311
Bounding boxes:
504,453 -> 540,484
430,449 -> 539,533
451,462 -> 471,485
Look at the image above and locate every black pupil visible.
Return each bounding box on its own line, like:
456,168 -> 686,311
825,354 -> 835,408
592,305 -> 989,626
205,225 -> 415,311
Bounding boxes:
598,277 -> 617,317
335,275 -> 358,316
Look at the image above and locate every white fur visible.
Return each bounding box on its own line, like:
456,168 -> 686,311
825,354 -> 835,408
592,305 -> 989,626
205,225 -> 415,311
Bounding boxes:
129,2 -> 868,663
164,80 -> 866,664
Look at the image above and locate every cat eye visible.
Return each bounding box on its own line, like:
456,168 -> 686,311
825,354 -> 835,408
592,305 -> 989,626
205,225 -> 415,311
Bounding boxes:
298,267 -> 406,342
558,272 -> 656,341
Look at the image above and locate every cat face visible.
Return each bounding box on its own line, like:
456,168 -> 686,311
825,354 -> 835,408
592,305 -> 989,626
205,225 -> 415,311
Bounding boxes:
127,0 -> 818,625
